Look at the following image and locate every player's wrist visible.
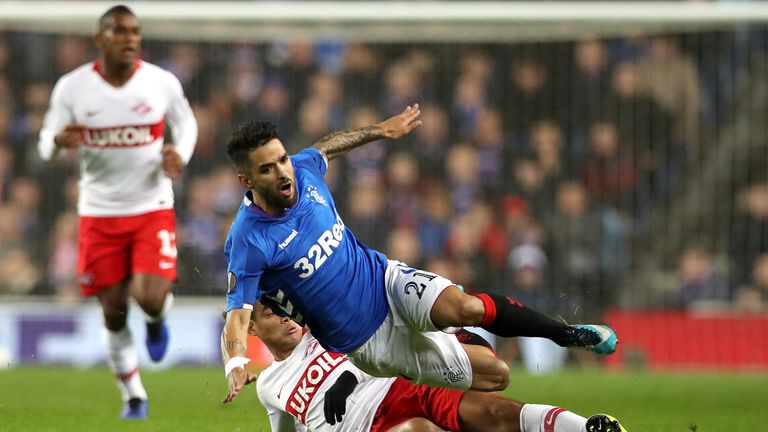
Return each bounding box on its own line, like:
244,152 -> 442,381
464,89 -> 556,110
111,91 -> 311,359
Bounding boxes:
224,356 -> 250,378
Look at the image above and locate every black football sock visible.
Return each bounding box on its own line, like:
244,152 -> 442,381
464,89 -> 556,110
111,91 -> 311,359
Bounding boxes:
454,328 -> 495,354
474,293 -> 574,346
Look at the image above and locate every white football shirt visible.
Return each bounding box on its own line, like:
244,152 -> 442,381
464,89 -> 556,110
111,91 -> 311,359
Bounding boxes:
256,332 -> 396,432
38,60 -> 198,216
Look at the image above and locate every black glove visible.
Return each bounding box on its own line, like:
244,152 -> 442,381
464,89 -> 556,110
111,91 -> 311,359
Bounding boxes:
324,370 -> 359,425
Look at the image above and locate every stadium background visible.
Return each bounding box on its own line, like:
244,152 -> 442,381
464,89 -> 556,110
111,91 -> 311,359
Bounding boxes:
1,1 -> 768,430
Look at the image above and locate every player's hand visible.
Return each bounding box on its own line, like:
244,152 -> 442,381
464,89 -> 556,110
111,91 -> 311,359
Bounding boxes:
223,367 -> 256,404
377,104 -> 422,140
162,144 -> 184,179
54,123 -> 87,148
323,371 -> 359,425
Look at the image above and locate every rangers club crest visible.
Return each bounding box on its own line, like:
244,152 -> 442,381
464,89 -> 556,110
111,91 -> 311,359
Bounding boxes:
305,186 -> 327,206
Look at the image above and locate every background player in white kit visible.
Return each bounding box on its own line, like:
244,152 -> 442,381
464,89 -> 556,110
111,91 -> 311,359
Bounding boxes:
249,302 -> 629,432
37,5 -> 197,419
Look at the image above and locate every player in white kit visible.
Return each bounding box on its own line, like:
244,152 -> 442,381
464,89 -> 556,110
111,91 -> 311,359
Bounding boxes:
250,302 -> 629,432
37,5 -> 197,419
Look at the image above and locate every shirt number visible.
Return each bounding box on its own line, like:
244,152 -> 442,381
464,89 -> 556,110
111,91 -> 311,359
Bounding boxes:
293,216 -> 344,279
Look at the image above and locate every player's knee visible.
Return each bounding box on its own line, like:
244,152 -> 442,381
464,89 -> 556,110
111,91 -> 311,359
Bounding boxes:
102,304 -> 128,330
472,357 -> 509,391
439,291 -> 485,327
491,358 -> 510,390
132,281 -> 171,316
136,294 -> 170,317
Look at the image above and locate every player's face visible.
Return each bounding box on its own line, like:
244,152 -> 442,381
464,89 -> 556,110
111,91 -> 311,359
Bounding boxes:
249,305 -> 303,351
97,13 -> 141,68
240,139 -> 297,214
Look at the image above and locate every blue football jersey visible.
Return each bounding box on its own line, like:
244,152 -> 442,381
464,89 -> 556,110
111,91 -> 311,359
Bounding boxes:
225,148 -> 389,353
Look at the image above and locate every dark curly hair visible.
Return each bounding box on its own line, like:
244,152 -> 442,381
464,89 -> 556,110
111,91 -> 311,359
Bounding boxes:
226,121 -> 279,171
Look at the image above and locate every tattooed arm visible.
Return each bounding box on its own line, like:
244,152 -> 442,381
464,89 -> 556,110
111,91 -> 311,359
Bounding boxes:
221,308 -> 256,403
312,104 -> 422,161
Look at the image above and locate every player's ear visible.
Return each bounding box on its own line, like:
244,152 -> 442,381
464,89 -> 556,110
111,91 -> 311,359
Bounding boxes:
247,319 -> 258,336
237,173 -> 252,189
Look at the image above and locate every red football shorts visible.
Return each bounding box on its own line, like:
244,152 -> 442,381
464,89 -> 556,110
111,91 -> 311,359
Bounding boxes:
370,377 -> 464,432
78,209 -> 177,296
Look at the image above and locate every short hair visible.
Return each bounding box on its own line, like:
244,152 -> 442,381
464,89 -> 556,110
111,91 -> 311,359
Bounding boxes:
99,5 -> 135,33
226,121 -> 279,171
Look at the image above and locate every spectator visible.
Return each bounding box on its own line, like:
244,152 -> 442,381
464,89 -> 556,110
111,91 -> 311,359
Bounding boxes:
636,35 -> 703,147
676,247 -> 729,309
730,183 -> 768,289
417,181 -> 453,261
386,225 -> 422,268
504,57 -> 559,137
412,104 -> 451,177
48,211 -> 79,303
735,254 -> 768,312
505,243 -> 569,374
445,143 -> 480,215
544,181 -> 605,322
508,155 -> 555,219
582,120 -> 640,214
568,38 -> 611,138
0,204 -> 41,295
344,105 -> 387,185
344,180 -> 390,252
385,152 -> 420,228
473,108 -> 507,197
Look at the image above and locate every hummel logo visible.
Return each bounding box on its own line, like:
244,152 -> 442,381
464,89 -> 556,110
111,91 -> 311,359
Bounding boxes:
85,110 -> 102,117
278,229 -> 299,250
159,261 -> 175,270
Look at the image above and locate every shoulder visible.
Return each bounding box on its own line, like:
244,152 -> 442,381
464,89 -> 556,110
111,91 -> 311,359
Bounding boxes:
291,148 -> 328,174
139,61 -> 184,88
55,62 -> 96,91
292,147 -> 326,163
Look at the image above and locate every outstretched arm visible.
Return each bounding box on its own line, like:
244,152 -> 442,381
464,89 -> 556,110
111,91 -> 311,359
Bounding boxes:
221,308 -> 256,403
312,104 -> 422,161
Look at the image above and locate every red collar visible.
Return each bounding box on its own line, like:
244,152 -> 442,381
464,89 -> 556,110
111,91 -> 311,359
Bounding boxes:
92,59 -> 142,83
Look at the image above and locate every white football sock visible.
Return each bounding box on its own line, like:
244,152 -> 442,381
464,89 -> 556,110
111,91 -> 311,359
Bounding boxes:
520,404 -> 587,432
102,327 -> 148,401
144,292 -> 174,323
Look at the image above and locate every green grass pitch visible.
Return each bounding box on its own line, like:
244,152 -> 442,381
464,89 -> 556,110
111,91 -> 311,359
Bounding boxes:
1,367 -> 765,431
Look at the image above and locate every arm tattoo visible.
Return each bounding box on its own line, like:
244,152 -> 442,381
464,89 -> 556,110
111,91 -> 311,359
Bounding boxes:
312,125 -> 384,160
226,338 -> 247,357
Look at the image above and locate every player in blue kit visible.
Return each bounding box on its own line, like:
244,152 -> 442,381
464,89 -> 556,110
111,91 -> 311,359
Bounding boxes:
221,104 -> 618,404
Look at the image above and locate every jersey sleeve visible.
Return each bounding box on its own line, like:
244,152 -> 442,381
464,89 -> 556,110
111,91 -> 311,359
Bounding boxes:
37,76 -> 74,161
225,233 -> 267,312
292,148 -> 328,178
163,71 -> 198,164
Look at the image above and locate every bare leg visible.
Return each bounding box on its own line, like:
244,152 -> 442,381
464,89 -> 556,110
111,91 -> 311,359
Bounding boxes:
462,343 -> 509,391
98,280 -> 130,331
458,392 -> 523,432
388,418 -> 444,432
131,273 -> 173,362
98,279 -> 148,405
131,273 -> 173,317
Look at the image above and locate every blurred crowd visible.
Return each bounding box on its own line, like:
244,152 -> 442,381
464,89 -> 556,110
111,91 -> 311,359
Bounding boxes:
1,28 -> 768,321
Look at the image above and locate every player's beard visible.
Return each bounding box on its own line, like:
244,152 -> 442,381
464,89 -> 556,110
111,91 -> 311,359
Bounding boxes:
262,186 -> 297,213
